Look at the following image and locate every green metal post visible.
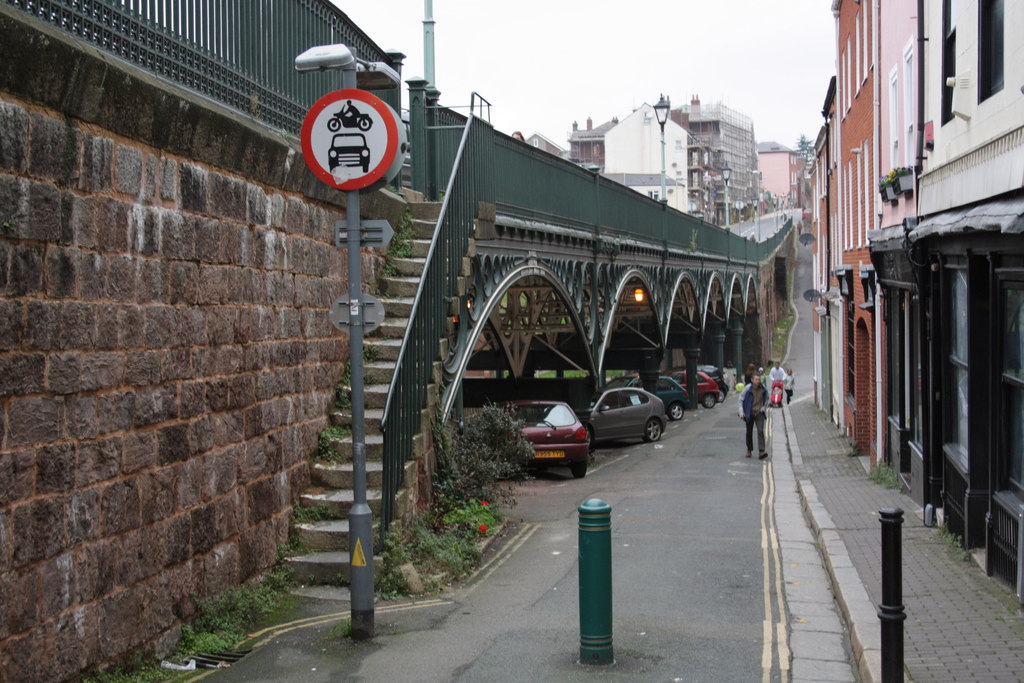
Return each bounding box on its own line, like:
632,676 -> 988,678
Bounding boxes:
407,78 -> 428,195
578,498 -> 613,665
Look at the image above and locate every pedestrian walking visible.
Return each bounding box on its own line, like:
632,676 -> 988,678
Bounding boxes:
769,361 -> 786,384
743,363 -> 757,385
783,367 -> 794,405
739,374 -> 770,459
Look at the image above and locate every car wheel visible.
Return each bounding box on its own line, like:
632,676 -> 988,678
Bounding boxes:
642,417 -> 662,442
717,390 -> 725,403
570,460 -> 588,479
667,402 -> 685,421
701,393 -> 718,409
586,425 -> 596,452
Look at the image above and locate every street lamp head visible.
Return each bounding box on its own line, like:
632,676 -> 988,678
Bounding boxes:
295,43 -> 355,72
653,94 -> 671,128
722,166 -> 732,185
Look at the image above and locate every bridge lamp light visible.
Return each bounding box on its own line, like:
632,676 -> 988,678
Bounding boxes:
653,94 -> 671,204
633,288 -> 646,303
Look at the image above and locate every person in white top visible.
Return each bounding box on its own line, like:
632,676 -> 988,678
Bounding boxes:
768,361 -> 786,384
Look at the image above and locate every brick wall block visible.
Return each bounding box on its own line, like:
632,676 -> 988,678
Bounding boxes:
202,448 -> 238,501
53,605 -> 99,682
29,112 -> 75,183
202,542 -> 239,597
176,457 -> 201,511
7,395 -> 63,447
115,144 -> 142,197
74,540 -> 115,605
5,242 -> 43,297
39,552 -> 74,621
0,352 -> 45,397
67,488 -> 100,547
13,496 -> 67,567
247,184 -> 269,226
0,566 -> 40,639
160,157 -> 177,202
139,466 -> 176,527
0,98 -> 28,172
100,477 -> 140,535
238,518 -> 278,581
37,442 -> 75,493
0,450 -> 35,507
0,508 -> 9,570
66,395 -> 98,440
23,181 -> 62,243
179,163 -> 208,215
44,245 -> 80,299
210,173 -> 247,222
211,412 -> 243,448
78,134 -> 113,194
98,586 -> 149,659
238,437 -> 267,484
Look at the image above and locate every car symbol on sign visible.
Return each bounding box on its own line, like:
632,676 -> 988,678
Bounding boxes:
328,133 -> 370,174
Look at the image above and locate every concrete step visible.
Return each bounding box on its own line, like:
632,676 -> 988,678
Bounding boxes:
381,296 -> 415,317
407,201 -> 443,221
365,338 -> 402,361
311,460 -> 384,489
364,384 -> 390,409
300,489 -> 382,518
408,217 -> 436,240
382,275 -> 421,298
322,433 -> 384,461
391,257 -> 425,277
294,519 -> 349,552
284,551 -> 350,586
363,360 -> 396,385
330,407 -> 383,430
409,239 -> 431,258
376,318 -> 410,339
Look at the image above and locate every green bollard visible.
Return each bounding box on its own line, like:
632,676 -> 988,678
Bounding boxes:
578,498 -> 613,664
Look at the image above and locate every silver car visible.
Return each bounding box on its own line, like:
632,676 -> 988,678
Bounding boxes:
580,387 -> 667,447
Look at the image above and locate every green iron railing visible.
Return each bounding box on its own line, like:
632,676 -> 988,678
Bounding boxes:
379,112 -> 493,531
5,0 -> 401,133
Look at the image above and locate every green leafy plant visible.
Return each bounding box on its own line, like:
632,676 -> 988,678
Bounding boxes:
292,503 -> 333,524
276,537 -> 309,562
938,527 -> 971,562
441,498 -> 499,536
433,403 -> 532,511
181,569 -> 294,654
316,425 -> 351,461
869,463 -> 900,489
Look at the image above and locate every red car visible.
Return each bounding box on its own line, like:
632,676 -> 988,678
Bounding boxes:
670,370 -> 721,409
507,400 -> 590,479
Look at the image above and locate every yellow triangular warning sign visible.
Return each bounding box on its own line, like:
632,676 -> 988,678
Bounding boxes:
352,538 -> 367,567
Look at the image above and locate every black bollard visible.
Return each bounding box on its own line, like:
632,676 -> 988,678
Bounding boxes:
878,508 -> 906,682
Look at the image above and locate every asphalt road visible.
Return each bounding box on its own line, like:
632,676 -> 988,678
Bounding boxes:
208,400 -> 791,682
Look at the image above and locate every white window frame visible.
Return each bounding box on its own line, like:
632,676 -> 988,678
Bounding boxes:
903,41 -> 915,170
856,14 -> 862,92
862,5 -> 870,85
889,68 -> 900,167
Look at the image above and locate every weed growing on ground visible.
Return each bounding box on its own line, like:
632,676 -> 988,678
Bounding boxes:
869,463 -> 900,489
291,502 -> 333,524
938,527 -> 971,562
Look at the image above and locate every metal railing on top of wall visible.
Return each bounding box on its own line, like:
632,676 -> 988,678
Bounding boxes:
5,0 -> 401,134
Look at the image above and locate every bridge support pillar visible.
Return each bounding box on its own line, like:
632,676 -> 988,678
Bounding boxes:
729,318 -> 744,376
710,322 -> 726,374
683,335 -> 701,410
638,351 -> 662,395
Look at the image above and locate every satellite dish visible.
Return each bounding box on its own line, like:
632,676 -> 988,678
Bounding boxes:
803,289 -> 823,303
799,232 -> 816,245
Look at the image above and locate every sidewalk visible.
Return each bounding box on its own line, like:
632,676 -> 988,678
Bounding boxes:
779,243 -> 1024,682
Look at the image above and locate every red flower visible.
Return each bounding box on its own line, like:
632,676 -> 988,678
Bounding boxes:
478,524 -> 488,533
480,500 -> 489,506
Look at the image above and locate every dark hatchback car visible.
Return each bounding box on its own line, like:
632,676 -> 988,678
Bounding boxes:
603,375 -> 688,421
579,387 -> 667,447
507,400 -> 590,478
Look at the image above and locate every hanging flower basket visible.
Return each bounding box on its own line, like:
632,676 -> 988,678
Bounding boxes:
893,171 -> 914,195
879,181 -> 899,203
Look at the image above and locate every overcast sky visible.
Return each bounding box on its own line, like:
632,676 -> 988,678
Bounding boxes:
333,1 -> 837,150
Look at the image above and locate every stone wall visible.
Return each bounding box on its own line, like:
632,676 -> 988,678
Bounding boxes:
0,7 -> 396,679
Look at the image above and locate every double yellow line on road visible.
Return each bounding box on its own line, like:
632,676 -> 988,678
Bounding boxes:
759,421 -> 790,681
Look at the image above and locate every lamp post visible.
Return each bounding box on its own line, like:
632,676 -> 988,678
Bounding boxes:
653,94 -> 670,204
722,165 -> 732,230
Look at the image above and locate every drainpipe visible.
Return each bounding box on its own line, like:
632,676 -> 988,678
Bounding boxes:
873,0 -> 884,465
915,0 -> 926,184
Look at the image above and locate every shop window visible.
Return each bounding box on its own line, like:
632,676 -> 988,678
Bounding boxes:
947,269 -> 969,467
911,292 -> 923,445
1003,285 -> 1024,492
941,0 -> 957,124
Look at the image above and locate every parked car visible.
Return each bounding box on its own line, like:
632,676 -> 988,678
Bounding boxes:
670,370 -> 721,409
697,364 -> 729,401
603,375 -> 687,421
507,400 -> 590,479
578,387 -> 667,446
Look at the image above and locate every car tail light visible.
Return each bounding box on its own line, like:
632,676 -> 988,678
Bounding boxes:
573,426 -> 588,442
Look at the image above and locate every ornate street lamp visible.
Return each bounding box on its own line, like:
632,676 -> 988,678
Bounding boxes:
722,165 -> 732,230
653,94 -> 671,204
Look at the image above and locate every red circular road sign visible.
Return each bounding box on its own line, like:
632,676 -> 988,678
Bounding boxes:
300,88 -> 403,191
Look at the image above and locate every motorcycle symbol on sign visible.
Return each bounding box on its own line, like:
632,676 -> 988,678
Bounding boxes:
327,100 -> 373,132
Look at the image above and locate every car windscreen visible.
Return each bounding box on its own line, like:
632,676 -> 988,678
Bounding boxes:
603,376 -> 634,389
515,403 -> 576,427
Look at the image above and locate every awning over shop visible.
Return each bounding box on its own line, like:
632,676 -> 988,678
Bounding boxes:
910,195 -> 1024,239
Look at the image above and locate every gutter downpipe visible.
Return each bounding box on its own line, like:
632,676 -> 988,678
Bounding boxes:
873,0 -> 884,465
